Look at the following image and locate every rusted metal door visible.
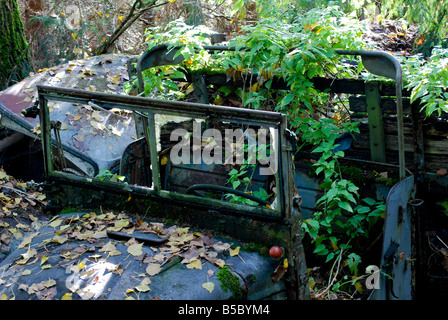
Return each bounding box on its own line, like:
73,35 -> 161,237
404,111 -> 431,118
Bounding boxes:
371,175 -> 415,300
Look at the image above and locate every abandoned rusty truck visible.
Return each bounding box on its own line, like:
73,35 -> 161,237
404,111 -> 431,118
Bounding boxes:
0,44 -> 445,300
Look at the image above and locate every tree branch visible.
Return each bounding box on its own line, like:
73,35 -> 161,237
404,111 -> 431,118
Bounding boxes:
95,0 -> 169,56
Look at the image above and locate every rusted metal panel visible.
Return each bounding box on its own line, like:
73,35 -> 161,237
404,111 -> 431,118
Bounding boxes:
371,175 -> 415,300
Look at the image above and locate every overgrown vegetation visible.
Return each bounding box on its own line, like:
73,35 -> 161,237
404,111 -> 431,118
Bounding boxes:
126,4 -> 384,298
13,0 -> 448,299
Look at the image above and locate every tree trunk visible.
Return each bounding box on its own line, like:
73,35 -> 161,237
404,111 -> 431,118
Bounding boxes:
0,0 -> 32,90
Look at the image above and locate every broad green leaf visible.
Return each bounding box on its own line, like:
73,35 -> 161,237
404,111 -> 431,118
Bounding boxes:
362,197 -> 376,206
338,202 -> 353,212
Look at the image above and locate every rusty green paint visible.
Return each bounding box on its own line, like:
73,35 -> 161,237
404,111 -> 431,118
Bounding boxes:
365,81 -> 386,163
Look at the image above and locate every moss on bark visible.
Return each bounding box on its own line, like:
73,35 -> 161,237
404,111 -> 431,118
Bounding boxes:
0,0 -> 32,90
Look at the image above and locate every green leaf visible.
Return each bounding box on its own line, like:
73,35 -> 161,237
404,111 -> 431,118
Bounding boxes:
338,201 -> 353,213
356,206 -> 370,214
313,243 -> 328,255
308,219 -> 320,230
362,197 -> 376,206
347,253 -> 361,275
231,0 -> 245,14
280,93 -> 296,107
325,252 -> 335,263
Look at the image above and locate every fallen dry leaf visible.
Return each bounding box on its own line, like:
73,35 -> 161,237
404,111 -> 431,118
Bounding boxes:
202,281 -> 214,294
271,258 -> 288,282
127,243 -> 143,256
146,263 -> 161,276
229,246 -> 240,257
186,258 -> 202,270
18,232 -> 39,248
61,292 -> 73,300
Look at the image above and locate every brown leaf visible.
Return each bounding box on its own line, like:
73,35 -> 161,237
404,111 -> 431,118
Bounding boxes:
271,259 -> 288,282
36,287 -> 57,300
1,233 -> 10,246
146,263 -> 161,276
182,248 -> 199,261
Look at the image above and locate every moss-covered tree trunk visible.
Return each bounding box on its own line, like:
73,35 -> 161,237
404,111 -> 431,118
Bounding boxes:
0,0 -> 32,90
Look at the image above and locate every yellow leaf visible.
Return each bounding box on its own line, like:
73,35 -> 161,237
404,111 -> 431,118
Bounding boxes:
127,243 -> 143,256
53,234 -> 68,244
62,292 -> 72,300
250,83 -> 260,93
17,248 -> 37,264
160,155 -> 168,166
99,241 -> 116,253
114,219 -> 129,230
354,281 -> 363,294
215,259 -> 226,268
50,219 -> 63,228
59,122 -> 69,130
118,16 -> 123,21
71,33 -> 78,41
309,278 -> 316,290
202,282 -> 214,293
176,227 -> 189,235
109,249 -> 122,256
283,258 -> 288,269
135,284 -> 150,292
229,246 -> 240,257
21,269 -> 32,276
186,258 -> 202,270
0,171 -> 8,180
18,232 -> 39,248
185,84 -> 194,95
44,279 -> 56,288
41,264 -> 51,270
92,111 -> 104,121
304,22 -> 318,32
169,0 -> 176,3
41,256 -> 49,265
